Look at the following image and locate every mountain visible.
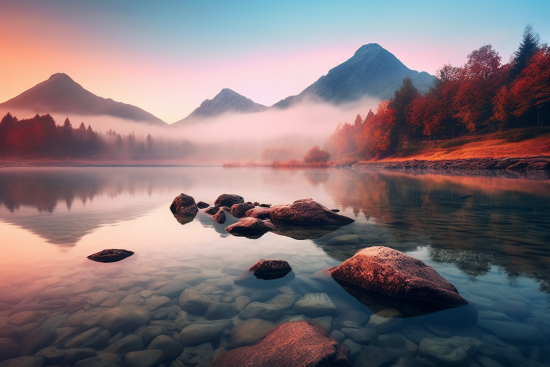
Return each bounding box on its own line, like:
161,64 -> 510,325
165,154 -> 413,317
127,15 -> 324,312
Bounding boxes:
0,73 -> 166,125
174,88 -> 267,125
274,43 -> 436,108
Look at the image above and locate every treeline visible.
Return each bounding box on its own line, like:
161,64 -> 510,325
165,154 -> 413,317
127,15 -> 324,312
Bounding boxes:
0,113 -> 195,160
328,25 -> 550,159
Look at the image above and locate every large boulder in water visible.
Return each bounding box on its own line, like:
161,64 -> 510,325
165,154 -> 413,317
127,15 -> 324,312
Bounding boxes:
211,320 -> 351,367
87,249 -> 134,263
169,194 -> 198,216
214,194 -> 244,208
329,246 -> 471,319
225,218 -> 274,239
245,207 -> 271,219
250,259 -> 292,280
270,199 -> 354,226
230,203 -> 255,218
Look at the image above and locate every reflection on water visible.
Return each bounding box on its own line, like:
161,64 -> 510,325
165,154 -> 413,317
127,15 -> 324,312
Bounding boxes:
0,167 -> 549,366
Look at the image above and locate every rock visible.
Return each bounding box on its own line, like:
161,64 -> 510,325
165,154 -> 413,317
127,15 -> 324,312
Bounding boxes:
419,336 -> 482,366
294,293 -> 338,317
239,294 -> 296,321
331,330 -> 346,343
367,309 -> 403,334
260,203 -> 271,208
104,334 -> 144,355
225,218 -> 275,239
214,194 -> 244,208
312,316 -> 333,333
64,326 -> 111,349
377,333 -> 418,358
329,246 -> 469,317
329,234 -> 360,245
7,312 -> 37,326
476,356 -> 504,367
178,289 -> 214,315
341,327 -> 377,344
213,210 -> 226,224
245,207 -> 271,220
234,270 -> 295,288
146,296 -> 171,311
354,346 -> 396,367
230,203 -> 255,218
87,249 -> 134,263
249,259 -> 292,280
333,311 -> 370,330
0,338 -> 19,361
212,321 -> 351,367
148,335 -> 183,362
205,206 -> 220,215
478,320 -> 546,345
179,319 -> 233,347
20,314 -> 67,356
120,294 -> 145,306
63,308 -> 107,328
136,325 -> 170,346
234,296 -> 251,312
99,305 -> 152,333
390,357 -> 438,367
74,357 -> 119,367
0,357 -> 44,367
493,299 -> 531,321
169,193 -> 199,216
205,303 -> 237,320
270,198 -> 354,226
230,318 -> 275,348
125,350 -> 164,367
196,201 -> 210,209
342,339 -> 362,361
35,346 -> 64,365
63,348 -> 96,364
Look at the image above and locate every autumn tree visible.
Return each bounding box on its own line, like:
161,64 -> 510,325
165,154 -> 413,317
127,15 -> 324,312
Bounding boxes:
304,145 -> 330,163
389,77 -> 420,143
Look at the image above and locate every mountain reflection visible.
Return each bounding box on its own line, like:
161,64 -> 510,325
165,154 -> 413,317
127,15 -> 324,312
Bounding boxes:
316,170 -> 550,291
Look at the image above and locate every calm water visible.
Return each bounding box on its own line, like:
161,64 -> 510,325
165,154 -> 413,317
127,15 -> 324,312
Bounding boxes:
0,167 -> 549,367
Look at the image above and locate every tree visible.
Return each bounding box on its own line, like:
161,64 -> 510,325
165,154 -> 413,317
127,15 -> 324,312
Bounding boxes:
492,86 -> 514,130
510,24 -> 541,80
303,145 -> 330,163
389,77 -> 420,143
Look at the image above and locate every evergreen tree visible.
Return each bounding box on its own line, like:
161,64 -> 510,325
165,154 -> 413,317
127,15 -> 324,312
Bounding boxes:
510,24 -> 541,80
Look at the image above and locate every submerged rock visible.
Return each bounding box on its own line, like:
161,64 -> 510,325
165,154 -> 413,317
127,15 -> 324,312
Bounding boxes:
179,320 -> 233,347
169,193 -> 199,216
230,318 -> 275,348
329,246 -> 471,318
293,293 -> 338,317
245,207 -> 271,220
87,249 -> 134,263
0,357 -> 44,367
225,218 -> 274,239
249,259 -> 292,280
230,203 -> 255,218
270,198 -> 354,226
212,320 -> 351,367
99,305 -> 151,333
124,350 -> 164,367
213,210 -> 226,224
419,336 -> 482,365
214,194 -> 244,208
196,201 -> 210,209
205,206 -> 220,215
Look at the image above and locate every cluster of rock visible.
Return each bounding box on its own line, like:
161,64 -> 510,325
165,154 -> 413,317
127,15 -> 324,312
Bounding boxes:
349,156 -> 550,175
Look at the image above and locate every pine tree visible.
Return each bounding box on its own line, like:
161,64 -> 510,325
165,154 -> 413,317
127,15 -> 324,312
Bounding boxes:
510,24 -> 541,80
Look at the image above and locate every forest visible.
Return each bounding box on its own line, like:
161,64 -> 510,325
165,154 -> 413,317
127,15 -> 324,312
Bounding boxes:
0,113 -> 195,160
327,26 -> 550,159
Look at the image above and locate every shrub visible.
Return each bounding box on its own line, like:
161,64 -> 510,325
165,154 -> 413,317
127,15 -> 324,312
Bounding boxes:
304,145 -> 330,163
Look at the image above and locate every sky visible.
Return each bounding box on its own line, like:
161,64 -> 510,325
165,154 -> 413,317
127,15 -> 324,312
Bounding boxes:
1,0 -> 549,123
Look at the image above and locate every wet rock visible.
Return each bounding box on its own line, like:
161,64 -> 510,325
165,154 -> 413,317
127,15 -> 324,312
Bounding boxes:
354,346 -> 396,367
179,319 -> 233,347
249,259 -> 292,280
147,335 -> 183,362
64,327 -> 111,349
155,277 -> 203,298
329,234 -> 360,245
205,206 -> 220,215
212,321 -> 351,367
213,210 -> 226,224
294,293 -> 338,317
196,201 -> 210,209
234,296 -> 251,312
146,296 -> 170,311
475,356 -> 504,367
234,270 -> 295,288
245,207 -> 271,220
312,316 -> 333,333
377,333 -> 418,358
493,299 -> 531,321
99,305 -> 152,333
230,203 -> 255,218
331,330 -> 346,343
7,312 -> 37,326
20,314 -> 67,356
125,350 -> 164,367
419,336 -> 482,365
214,194 -> 244,208
74,357 -> 119,367
367,309 -> 403,334
205,303 -> 237,320
390,357 -> 438,367
225,218 -> 275,238
63,348 -> 96,364
120,294 -> 145,306
341,327 -> 377,344
400,325 -> 437,345
0,338 -> 19,361
270,198 -> 354,227
0,357 -> 44,367
330,246 -> 469,318
478,320 -> 545,345
333,311 -> 370,330
342,339 -> 362,361
260,203 -> 271,208
104,334 -> 145,355
35,346 -> 64,365
178,289 -> 214,316
51,327 -> 77,345
87,249 -> 134,263
136,325 -> 170,346
230,318 -> 275,348
239,294 -> 296,321
170,193 -> 199,216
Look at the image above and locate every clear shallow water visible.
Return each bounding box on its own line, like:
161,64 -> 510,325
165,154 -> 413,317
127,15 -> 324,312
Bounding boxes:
0,167 -> 549,367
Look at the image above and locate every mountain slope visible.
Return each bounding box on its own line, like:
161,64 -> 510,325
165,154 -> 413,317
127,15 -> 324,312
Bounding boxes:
174,88 -> 267,125
0,73 -> 166,125
274,43 -> 435,108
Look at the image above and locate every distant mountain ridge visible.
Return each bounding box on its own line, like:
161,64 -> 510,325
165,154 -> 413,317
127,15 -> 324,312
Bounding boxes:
174,88 -> 267,125
0,73 -> 166,125
274,43 -> 435,108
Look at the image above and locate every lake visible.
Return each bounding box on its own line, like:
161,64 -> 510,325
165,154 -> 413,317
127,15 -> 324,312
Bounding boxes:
0,167 -> 549,367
